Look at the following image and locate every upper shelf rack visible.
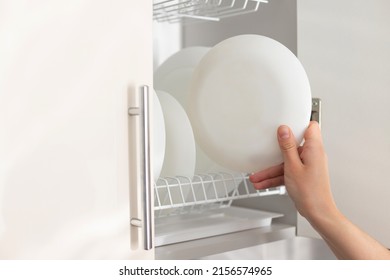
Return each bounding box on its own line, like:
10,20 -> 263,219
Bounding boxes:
153,0 -> 269,24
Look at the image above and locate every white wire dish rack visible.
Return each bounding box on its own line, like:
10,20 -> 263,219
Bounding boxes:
154,172 -> 286,246
153,0 -> 269,23
154,172 -> 286,217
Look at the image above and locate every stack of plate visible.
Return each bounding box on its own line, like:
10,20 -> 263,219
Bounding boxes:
153,35 -> 312,200
154,46 -> 224,179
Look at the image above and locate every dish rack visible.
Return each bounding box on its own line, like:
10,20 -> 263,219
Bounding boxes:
153,0 -> 269,23
154,172 -> 285,246
154,172 -> 286,217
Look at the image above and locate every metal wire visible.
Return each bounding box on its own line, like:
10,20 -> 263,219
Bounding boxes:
154,172 -> 286,217
153,0 -> 269,24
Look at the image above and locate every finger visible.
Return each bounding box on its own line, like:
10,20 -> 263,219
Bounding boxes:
300,121 -> 326,165
249,163 -> 284,183
277,125 -> 302,168
252,175 -> 284,190
304,121 -> 322,143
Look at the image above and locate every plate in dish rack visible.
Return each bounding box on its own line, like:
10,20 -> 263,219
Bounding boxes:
152,89 -> 166,181
154,46 -> 210,111
188,34 -> 312,173
154,47 -> 232,176
157,90 -> 196,179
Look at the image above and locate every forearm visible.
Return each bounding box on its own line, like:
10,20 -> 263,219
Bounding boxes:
307,209 -> 390,260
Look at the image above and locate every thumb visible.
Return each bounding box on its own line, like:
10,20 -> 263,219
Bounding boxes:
277,125 -> 302,167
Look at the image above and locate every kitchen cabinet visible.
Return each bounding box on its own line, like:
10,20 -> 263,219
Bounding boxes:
0,0 -> 153,259
1,0 -> 300,260
1,0 -> 353,260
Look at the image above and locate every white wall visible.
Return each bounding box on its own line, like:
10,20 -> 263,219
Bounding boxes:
297,0 -> 390,247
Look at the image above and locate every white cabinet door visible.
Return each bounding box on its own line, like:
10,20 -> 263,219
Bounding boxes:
0,0 -> 153,259
297,0 -> 390,248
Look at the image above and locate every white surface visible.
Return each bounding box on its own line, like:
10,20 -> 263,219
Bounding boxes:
155,206 -> 283,246
188,34 -> 312,173
17,207 -> 135,259
156,224 -> 296,260
297,0 -> 390,247
152,90 -> 166,181
0,0 -> 153,259
200,237 -> 336,260
156,90 -> 196,178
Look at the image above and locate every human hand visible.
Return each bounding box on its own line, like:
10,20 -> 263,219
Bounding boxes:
249,121 -> 337,220
250,122 -> 390,260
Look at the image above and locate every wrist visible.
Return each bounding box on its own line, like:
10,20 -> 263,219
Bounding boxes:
305,203 -> 344,233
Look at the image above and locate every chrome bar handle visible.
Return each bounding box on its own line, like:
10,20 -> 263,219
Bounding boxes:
311,98 -> 322,127
141,85 -> 153,251
129,85 -> 153,251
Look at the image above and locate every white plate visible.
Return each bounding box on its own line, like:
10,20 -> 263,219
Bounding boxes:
157,90 -> 196,179
152,89 -> 166,181
188,35 -> 312,173
154,46 -> 210,111
154,46 -> 210,83
154,47 -> 231,177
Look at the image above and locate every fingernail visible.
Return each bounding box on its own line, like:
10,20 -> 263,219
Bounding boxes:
278,126 -> 290,139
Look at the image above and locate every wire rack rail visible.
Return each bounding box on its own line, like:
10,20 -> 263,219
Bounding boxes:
153,0 -> 269,23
